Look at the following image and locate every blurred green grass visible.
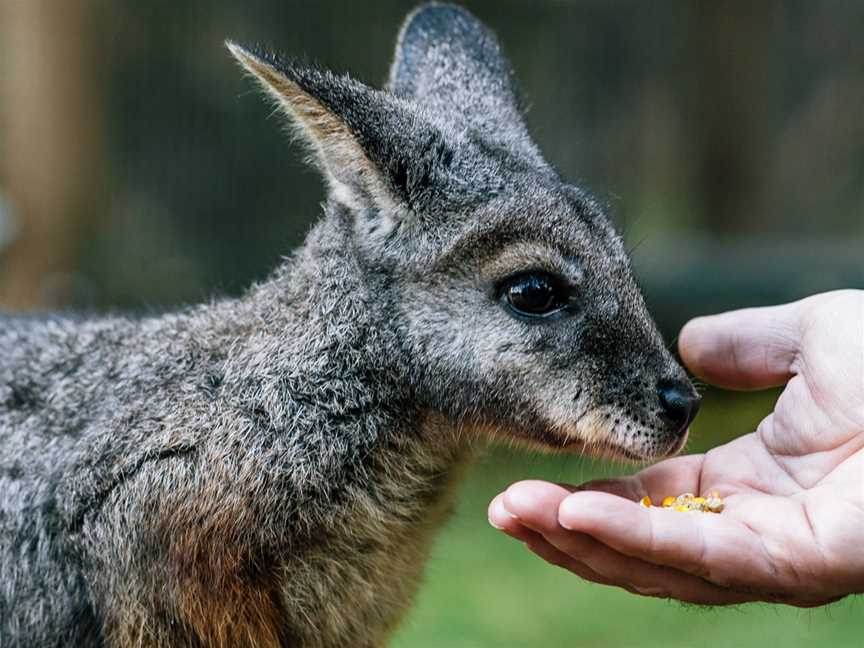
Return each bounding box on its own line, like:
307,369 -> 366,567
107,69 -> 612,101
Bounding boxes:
392,389 -> 864,647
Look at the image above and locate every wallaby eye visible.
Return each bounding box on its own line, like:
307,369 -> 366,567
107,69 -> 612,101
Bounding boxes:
498,272 -> 576,320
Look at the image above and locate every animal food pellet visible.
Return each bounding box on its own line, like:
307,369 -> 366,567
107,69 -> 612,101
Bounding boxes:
640,492 -> 724,514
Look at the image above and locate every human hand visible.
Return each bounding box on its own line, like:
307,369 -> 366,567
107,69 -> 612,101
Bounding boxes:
489,290 -> 864,606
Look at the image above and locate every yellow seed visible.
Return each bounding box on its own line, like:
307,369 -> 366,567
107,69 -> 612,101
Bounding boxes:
643,492 -> 724,513
705,497 -> 724,513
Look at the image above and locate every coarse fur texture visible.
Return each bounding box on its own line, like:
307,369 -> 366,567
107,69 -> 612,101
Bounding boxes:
0,4 -> 697,647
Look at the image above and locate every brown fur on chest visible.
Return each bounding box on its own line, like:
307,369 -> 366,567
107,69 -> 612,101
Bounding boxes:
110,418 -> 475,648
104,519 -> 294,648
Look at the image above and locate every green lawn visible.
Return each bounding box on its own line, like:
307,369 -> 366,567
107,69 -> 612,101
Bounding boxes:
392,389 -> 864,647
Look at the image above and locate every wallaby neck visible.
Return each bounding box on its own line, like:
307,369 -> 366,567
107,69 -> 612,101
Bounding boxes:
242,210 -> 387,350
211,208 -> 476,537
237,209 -> 408,413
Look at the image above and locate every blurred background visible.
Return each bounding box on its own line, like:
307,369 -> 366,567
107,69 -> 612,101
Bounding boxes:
1,0 -> 861,645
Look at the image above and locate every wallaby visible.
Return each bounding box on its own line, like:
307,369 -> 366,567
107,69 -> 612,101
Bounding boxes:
0,4 -> 700,647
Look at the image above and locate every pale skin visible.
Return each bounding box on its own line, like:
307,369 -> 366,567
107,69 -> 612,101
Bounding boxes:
489,289 -> 864,606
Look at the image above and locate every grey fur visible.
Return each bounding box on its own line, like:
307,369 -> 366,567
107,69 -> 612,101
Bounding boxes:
0,4 -> 695,647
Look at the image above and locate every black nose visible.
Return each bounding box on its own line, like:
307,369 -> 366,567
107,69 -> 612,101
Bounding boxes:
657,380 -> 701,433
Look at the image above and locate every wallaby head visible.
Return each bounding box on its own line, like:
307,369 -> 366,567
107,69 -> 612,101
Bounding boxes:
228,3 -> 699,461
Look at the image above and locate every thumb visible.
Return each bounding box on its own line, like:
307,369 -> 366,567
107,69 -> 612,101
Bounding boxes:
678,301 -> 802,390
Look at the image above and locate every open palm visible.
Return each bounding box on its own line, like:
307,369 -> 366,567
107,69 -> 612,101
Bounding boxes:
489,290 -> 864,606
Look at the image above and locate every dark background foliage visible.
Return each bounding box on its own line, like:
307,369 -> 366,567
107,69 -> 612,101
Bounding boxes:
1,0 -> 861,328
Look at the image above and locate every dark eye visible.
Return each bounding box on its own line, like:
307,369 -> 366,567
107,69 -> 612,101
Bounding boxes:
498,272 -> 576,319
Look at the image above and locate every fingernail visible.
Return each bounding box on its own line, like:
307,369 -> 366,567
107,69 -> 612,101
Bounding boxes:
500,490 -> 521,521
488,494 -> 515,529
558,498 -> 578,530
488,517 -> 504,530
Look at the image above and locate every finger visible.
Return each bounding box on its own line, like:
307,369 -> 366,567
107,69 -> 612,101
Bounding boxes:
488,493 -> 534,542
527,532 -> 833,608
489,492 -> 621,588
498,483 -> 760,605
495,486 -> 639,591
557,491 -> 779,591
678,301 -> 802,390
499,481 -> 752,605
522,534 -> 625,590
538,533 -> 756,606
500,480 -> 595,553
500,481 -> 631,586
501,480 -> 573,528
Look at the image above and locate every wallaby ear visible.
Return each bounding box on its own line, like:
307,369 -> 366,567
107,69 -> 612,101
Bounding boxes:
227,41 -> 446,216
388,3 -> 542,165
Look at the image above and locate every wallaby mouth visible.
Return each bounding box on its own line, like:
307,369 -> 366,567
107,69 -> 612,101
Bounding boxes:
513,386 -> 698,462
565,438 -> 654,462
561,430 -> 689,462
492,413 -> 691,462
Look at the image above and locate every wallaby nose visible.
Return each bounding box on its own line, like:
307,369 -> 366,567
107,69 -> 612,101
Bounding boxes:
657,379 -> 701,434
